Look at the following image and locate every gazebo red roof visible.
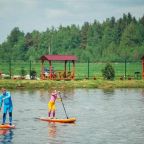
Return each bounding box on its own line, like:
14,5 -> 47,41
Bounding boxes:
40,55 -> 77,61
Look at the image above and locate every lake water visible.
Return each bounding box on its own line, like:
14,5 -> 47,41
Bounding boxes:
0,88 -> 144,144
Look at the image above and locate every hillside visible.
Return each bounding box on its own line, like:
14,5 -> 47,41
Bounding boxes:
0,13 -> 144,62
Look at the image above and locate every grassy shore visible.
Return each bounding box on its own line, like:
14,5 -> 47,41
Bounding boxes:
0,79 -> 144,90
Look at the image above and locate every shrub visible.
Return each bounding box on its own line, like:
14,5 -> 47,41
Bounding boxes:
30,70 -> 37,79
102,63 -> 115,80
20,67 -> 27,78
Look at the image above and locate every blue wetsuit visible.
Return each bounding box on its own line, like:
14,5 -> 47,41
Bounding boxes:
0,91 -> 13,125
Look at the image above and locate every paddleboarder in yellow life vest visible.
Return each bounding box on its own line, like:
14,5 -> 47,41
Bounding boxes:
48,90 -> 60,119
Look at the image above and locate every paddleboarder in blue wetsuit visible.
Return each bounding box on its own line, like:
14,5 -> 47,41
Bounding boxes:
0,88 -> 13,125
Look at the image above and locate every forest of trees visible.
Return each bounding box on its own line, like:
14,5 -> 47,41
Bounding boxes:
0,13 -> 144,62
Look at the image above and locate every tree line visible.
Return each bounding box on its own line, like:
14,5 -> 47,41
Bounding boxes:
0,13 -> 144,62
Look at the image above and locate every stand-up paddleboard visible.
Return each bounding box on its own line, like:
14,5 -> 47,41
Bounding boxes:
0,124 -> 15,129
40,117 -> 76,123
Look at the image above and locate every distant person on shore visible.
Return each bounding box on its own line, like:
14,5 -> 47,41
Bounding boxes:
0,88 -> 13,125
48,90 -> 60,119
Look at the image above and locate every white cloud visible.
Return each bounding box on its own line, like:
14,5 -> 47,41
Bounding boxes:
116,5 -> 144,19
45,8 -> 71,19
0,0 -> 39,19
0,0 -> 144,43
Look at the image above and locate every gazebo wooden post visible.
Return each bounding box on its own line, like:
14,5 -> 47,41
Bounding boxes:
64,60 -> 67,78
49,60 -> 52,79
142,57 -> 144,79
72,60 -> 75,79
41,60 -> 44,79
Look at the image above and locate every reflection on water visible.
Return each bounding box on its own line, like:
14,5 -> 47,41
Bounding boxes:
0,88 -> 144,144
48,123 -> 57,138
141,89 -> 144,97
102,88 -> 115,94
0,129 -> 14,143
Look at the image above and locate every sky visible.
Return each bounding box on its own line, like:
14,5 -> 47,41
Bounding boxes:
0,0 -> 144,43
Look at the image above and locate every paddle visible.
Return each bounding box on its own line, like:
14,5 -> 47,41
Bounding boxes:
58,92 -> 69,119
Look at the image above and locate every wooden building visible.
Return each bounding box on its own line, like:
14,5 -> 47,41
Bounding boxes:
40,55 -> 77,80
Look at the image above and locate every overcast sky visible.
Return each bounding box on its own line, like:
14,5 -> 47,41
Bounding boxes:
0,0 -> 144,43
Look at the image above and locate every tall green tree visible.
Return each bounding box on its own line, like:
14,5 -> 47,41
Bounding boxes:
0,13 -> 144,62
80,22 -> 89,49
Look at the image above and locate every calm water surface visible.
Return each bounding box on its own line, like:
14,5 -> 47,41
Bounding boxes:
0,88 -> 144,144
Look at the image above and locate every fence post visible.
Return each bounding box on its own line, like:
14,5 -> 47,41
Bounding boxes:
88,58 -> 89,79
125,59 -> 127,80
9,59 -> 11,79
29,60 -> 31,79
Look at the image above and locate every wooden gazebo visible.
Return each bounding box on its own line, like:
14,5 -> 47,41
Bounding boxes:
142,56 -> 144,79
40,55 -> 77,80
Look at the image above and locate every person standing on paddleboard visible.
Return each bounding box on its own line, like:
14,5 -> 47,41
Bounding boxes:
48,90 -> 60,119
0,88 -> 13,125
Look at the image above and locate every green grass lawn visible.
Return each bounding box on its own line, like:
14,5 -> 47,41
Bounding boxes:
0,79 -> 144,89
0,60 -> 142,80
